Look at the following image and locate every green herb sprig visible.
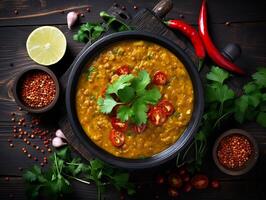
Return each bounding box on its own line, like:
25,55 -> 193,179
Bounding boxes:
97,70 -> 161,125
23,147 -> 135,200
177,66 -> 266,172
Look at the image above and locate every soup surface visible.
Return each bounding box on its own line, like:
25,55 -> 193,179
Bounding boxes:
76,40 -> 194,158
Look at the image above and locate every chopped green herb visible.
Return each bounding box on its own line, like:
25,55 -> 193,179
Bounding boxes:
73,23 -> 106,43
24,147 -> 135,200
98,70 -> 161,124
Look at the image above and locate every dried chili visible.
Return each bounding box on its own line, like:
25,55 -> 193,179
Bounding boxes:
198,0 -> 245,75
165,19 -> 206,59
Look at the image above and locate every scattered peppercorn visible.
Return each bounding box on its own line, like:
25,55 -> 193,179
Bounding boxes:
5,177 -> 9,181
86,7 -> 91,12
121,6 -> 126,10
217,134 -> 252,169
19,71 -> 56,108
14,10 -> 18,15
9,143 -> 14,148
225,21 -> 230,26
133,5 -> 138,10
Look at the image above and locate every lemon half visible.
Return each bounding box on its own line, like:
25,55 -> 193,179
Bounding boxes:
26,26 -> 67,66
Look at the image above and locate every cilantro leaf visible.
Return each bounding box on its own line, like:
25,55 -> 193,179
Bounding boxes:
131,70 -> 151,95
234,95 -> 249,123
252,68 -> 266,88
131,100 -> 148,124
243,82 -> 258,94
117,86 -> 135,103
206,66 -> 230,84
106,74 -> 134,95
140,87 -> 161,105
206,83 -> 235,104
73,23 -> 106,43
256,112 -> 266,127
97,95 -> 119,114
23,165 -> 42,182
117,106 -> 133,122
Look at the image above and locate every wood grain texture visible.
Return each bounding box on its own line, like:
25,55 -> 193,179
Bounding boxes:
0,0 -> 266,200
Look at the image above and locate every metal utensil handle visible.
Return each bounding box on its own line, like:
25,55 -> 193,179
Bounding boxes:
152,0 -> 173,18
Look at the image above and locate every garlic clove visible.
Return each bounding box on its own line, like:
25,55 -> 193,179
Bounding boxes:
52,137 -> 67,148
55,129 -> 67,140
67,11 -> 78,30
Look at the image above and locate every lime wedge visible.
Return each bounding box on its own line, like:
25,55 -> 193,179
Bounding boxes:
26,26 -> 67,66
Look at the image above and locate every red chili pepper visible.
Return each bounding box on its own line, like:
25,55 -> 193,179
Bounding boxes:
199,0 -> 245,75
165,19 -> 206,59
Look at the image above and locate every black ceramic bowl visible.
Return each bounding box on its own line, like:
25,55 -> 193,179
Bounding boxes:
213,129 -> 259,176
13,66 -> 60,113
66,31 -> 204,169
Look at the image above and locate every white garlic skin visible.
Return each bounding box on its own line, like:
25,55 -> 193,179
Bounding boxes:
67,11 -> 78,30
52,137 -> 67,148
55,129 -> 67,140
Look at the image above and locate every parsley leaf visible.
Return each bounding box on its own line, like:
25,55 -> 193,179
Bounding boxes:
98,70 -> 161,124
256,112 -> 266,127
131,70 -> 151,95
131,100 -> 148,124
73,22 -> 106,43
252,68 -> 266,88
206,83 -> 235,104
117,106 -> 133,122
206,66 -> 230,84
117,86 -> 135,103
97,95 -> 119,114
106,74 -> 134,95
24,147 -> 135,200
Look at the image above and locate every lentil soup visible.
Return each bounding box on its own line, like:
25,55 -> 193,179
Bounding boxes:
76,40 -> 194,158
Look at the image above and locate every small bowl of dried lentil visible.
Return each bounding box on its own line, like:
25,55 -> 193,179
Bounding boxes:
13,66 -> 60,113
212,129 -> 259,176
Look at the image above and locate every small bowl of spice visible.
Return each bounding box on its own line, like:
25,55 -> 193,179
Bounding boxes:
13,66 -> 60,113
213,129 -> 259,176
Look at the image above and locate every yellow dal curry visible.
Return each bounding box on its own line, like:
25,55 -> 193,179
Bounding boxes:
76,40 -> 194,158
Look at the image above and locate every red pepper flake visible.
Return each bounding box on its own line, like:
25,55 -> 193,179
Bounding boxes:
33,157 -> 38,161
133,5 -> 138,10
86,7 -> 91,12
217,134 -> 252,169
14,10 -> 18,15
41,149 -> 45,153
27,154 -> 32,158
11,118 -> 15,122
48,148 -> 52,153
8,139 -> 12,143
9,143 -> 14,148
19,71 -> 56,109
40,162 -> 44,167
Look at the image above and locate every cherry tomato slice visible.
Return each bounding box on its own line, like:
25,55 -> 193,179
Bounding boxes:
153,71 -> 167,85
116,65 -> 131,75
111,117 -> 128,132
148,107 -> 167,126
109,129 -> 125,147
132,124 -> 147,133
158,100 -> 175,116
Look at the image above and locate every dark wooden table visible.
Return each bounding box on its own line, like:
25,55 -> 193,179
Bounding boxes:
1,0 -> 266,199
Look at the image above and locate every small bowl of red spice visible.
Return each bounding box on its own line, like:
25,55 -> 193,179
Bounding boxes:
13,66 -> 59,113
213,129 -> 259,176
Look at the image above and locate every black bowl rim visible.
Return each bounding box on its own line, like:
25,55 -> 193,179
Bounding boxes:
66,31 -> 204,169
13,66 -> 60,113
212,128 -> 259,176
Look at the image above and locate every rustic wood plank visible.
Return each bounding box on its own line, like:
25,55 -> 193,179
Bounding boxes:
0,176 -> 265,200
0,0 -> 266,27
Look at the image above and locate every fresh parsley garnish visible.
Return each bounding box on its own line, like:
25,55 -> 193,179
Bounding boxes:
73,23 -> 106,43
97,70 -> 161,125
178,66 -> 266,173
23,147 -> 135,200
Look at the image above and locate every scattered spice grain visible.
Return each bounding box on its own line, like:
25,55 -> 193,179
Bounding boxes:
217,134 -> 252,169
